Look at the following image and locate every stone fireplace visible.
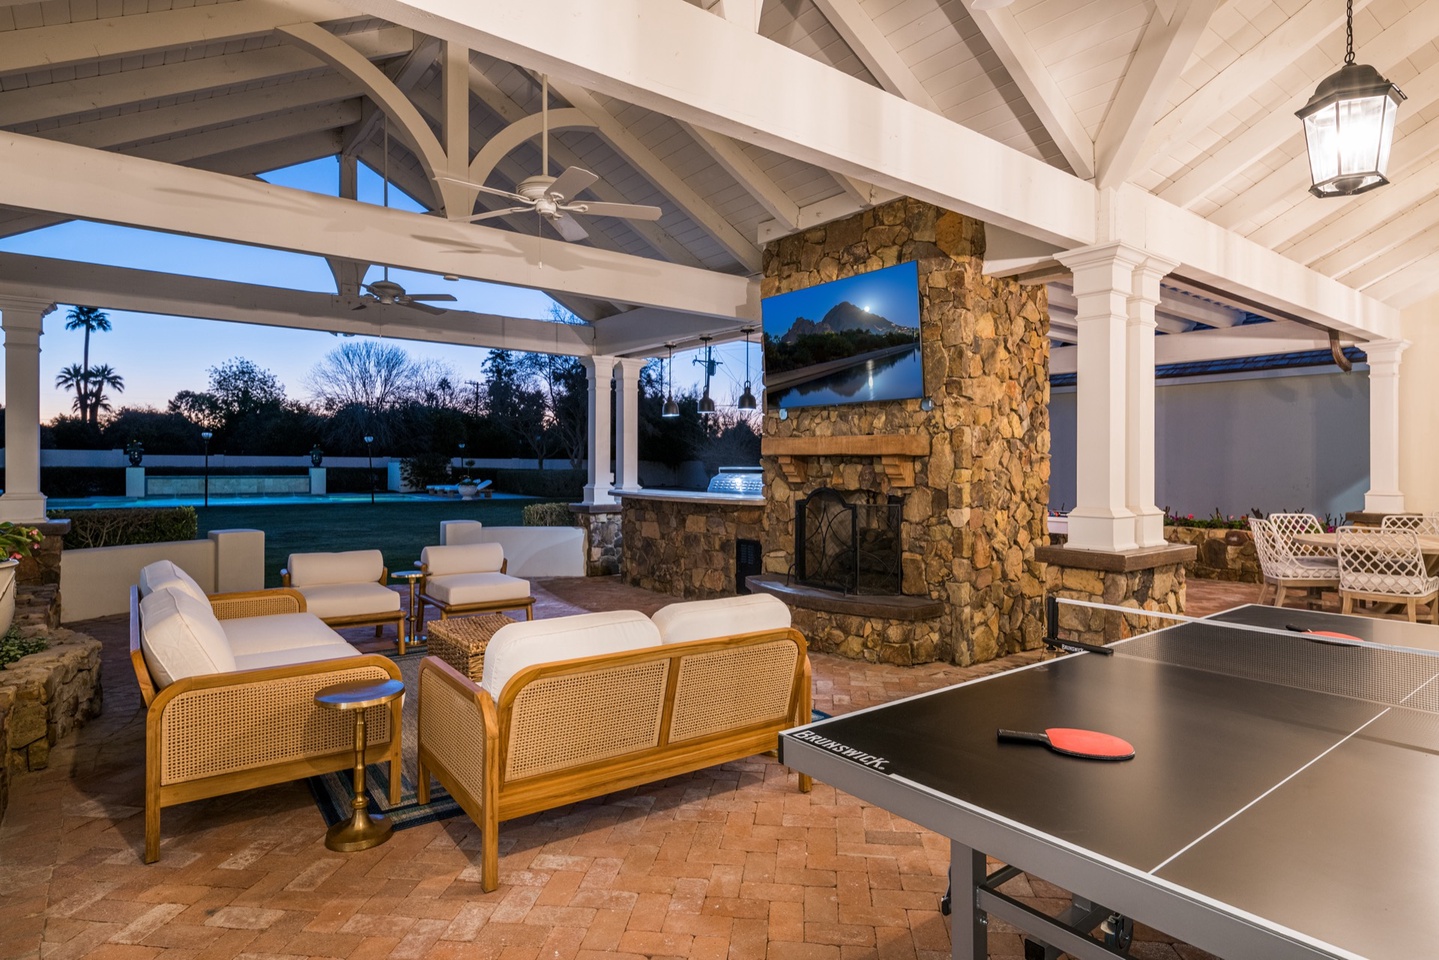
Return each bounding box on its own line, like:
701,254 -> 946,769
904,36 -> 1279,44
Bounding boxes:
795,487 -> 902,595
751,198 -> 1050,666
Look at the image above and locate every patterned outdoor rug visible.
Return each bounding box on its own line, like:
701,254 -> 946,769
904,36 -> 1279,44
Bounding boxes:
308,650 -> 832,831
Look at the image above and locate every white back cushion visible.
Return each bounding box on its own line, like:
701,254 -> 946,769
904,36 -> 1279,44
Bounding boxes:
440,519 -> 485,545
137,559 -> 208,604
139,586 -> 235,688
423,542 -> 504,576
481,610 -> 660,698
287,549 -> 384,587
651,594 -> 792,644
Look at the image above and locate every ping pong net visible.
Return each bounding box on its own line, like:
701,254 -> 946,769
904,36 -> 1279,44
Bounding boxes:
1046,596 -> 1439,714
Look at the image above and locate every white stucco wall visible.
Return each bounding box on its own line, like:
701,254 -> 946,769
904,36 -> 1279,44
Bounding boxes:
1399,293 -> 1439,513
1050,366 -> 1370,522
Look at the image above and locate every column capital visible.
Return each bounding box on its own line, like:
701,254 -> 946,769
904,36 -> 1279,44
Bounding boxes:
614,357 -> 647,376
1362,338 -> 1410,367
0,296 -> 55,329
1057,242 -> 1176,297
579,354 -> 617,377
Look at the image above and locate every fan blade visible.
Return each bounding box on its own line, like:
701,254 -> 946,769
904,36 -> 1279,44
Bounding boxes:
405,294 -> 459,302
436,175 -> 528,203
565,201 -> 663,221
547,166 -> 599,202
399,299 -> 447,315
548,212 -> 589,242
460,206 -> 534,223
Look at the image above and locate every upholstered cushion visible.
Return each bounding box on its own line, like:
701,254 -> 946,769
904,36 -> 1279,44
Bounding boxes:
286,550 -> 384,587
294,582 -> 402,620
440,519 -> 485,545
651,594 -> 792,644
481,610 -> 660,698
422,542 -> 505,576
426,572 -> 530,606
137,559 -> 208,604
220,612 -> 351,657
139,586 -> 235,688
232,641 -> 362,671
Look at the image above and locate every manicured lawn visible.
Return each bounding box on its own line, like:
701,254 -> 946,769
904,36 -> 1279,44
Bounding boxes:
194,497 -> 548,586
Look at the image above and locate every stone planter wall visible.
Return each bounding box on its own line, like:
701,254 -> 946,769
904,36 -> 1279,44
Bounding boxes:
761,199 -> 1050,666
1163,526 -> 1261,583
622,496 -> 764,599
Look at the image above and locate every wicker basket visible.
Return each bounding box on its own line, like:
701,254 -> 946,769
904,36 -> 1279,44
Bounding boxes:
427,613 -> 516,681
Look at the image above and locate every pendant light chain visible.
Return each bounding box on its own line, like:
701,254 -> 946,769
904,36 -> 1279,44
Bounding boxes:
1344,0 -> 1355,65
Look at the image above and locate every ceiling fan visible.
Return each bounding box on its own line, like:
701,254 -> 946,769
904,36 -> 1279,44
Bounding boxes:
445,76 -> 662,242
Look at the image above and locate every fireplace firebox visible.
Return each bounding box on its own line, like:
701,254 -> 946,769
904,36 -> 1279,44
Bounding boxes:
795,487 -> 903,595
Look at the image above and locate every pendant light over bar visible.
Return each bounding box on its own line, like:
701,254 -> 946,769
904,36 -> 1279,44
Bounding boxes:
1296,0 -> 1405,198
737,327 -> 757,411
662,343 -> 680,418
696,336 -> 718,416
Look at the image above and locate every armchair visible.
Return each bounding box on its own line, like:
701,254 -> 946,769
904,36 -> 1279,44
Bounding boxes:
282,550 -> 405,649
416,543 -> 534,630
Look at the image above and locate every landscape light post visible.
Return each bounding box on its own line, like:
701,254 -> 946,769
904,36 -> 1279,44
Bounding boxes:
364,435 -> 375,504
458,442 -> 466,478
200,431 -> 213,507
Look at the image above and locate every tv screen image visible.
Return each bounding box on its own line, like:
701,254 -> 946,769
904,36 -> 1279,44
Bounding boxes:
762,261 -> 923,411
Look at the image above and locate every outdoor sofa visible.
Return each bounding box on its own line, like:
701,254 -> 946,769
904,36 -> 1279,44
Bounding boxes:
128,560 -> 401,863
415,593 -> 812,891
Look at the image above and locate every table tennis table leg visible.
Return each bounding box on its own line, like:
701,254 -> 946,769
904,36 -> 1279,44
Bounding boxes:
950,840 -> 989,960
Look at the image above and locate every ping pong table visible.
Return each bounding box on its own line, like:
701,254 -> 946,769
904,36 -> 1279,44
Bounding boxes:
779,603 -> 1439,960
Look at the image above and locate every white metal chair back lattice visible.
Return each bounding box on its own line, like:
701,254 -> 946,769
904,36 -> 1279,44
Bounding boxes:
1381,514 -> 1439,536
1267,513 -> 1335,563
1247,517 -> 1280,605
1336,527 -> 1439,623
1249,516 -> 1337,607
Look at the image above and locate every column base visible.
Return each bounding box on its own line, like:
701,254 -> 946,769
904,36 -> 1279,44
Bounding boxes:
1134,508 -> 1167,549
1364,491 -> 1406,513
0,493 -> 48,524
1065,509 -> 1139,553
582,487 -> 617,505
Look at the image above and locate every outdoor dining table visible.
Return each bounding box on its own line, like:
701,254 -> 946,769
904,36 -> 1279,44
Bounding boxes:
1293,531 -> 1439,574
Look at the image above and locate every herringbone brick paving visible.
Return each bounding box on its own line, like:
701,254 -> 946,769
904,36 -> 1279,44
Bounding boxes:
1,578 -> 1255,960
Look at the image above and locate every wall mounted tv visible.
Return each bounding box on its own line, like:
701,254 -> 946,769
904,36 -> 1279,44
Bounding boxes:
762,260 -> 923,411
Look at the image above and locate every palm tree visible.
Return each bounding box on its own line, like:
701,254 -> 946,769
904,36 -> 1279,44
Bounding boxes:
54,363 -> 91,421
63,306 -> 112,422
83,364 -> 124,427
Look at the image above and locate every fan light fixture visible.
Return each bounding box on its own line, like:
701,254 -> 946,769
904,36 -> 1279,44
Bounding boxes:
695,336 -> 718,416
737,327 -> 757,411
662,343 -> 680,418
1296,0 -> 1405,198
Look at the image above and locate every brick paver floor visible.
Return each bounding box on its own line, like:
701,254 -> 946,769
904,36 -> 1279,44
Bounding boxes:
1,577 -> 1258,960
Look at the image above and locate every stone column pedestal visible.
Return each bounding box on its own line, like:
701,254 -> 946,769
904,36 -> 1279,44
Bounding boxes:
1035,543 -> 1197,647
570,503 -> 622,576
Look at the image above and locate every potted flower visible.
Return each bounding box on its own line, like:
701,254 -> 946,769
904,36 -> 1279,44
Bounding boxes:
457,477 -> 480,500
0,522 -> 43,635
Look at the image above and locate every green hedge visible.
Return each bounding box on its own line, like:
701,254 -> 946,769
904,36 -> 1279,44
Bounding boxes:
35,467 -> 125,498
522,502 -> 576,526
49,506 -> 199,549
486,469 -> 585,500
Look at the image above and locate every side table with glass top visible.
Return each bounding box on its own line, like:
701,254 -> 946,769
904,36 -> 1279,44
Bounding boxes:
390,569 -> 424,654
314,677 -> 404,852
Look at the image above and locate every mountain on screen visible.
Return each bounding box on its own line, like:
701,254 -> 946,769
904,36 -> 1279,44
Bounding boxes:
779,301 -> 911,344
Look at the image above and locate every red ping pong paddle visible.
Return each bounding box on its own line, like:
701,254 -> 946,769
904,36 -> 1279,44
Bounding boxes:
997,727 -> 1135,761
1285,624 -> 1364,645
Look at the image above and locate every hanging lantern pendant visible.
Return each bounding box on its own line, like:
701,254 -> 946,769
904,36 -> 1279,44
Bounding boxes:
1297,0 -> 1405,198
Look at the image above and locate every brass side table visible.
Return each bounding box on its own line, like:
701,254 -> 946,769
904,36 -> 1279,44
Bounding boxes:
315,677 -> 405,852
390,569 -> 424,654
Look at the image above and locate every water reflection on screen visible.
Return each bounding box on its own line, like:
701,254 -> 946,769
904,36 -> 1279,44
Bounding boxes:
770,345 -> 922,409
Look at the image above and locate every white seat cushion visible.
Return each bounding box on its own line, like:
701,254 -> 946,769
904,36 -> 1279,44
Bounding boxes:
426,572 -> 530,606
287,550 -> 384,587
220,612 -> 350,657
651,594 -> 792,644
481,610 -> 661,698
137,559 -> 208,604
422,542 -> 505,576
232,641 -> 362,671
294,582 -> 401,620
139,586 -> 235,688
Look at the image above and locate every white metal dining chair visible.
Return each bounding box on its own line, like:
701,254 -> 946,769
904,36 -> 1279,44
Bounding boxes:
1336,527 -> 1439,623
1380,513 -> 1439,536
1267,513 -> 1338,563
1249,516 -> 1338,608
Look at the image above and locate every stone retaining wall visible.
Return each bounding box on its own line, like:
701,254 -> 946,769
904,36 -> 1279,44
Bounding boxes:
622,497 -> 764,598
1163,526 -> 1261,583
1043,557 -> 1188,647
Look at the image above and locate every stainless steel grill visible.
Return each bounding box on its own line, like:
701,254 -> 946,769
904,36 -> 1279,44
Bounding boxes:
707,468 -> 763,497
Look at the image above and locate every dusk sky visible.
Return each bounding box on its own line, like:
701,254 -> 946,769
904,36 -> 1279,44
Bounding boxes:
0,157 -> 758,423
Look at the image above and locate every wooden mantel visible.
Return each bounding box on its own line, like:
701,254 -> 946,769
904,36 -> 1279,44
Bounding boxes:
762,433 -> 930,487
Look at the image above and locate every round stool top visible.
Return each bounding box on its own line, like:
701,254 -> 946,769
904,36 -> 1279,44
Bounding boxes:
390,569 -> 423,581
314,677 -> 404,710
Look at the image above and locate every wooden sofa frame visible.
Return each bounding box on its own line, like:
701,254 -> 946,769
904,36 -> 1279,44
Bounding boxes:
416,556 -> 535,629
129,586 -> 403,863
416,627 -> 812,891
280,563 -> 407,647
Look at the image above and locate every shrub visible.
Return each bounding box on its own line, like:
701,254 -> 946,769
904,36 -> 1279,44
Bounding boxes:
490,469 -> 585,499
400,452 -> 451,490
0,628 -> 47,669
522,502 -> 575,526
50,507 -> 199,549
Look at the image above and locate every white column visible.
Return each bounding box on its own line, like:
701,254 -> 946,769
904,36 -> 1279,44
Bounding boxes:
580,355 -> 616,504
1363,338 -> 1410,513
1056,243 -> 1146,553
613,358 -> 645,492
1127,254 -> 1177,548
0,297 -> 54,523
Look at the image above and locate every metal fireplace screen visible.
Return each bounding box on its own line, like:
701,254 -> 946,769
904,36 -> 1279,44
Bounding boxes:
795,487 -> 903,595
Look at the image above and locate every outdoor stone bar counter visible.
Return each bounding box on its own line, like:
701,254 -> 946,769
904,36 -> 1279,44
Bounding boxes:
616,489 -> 764,599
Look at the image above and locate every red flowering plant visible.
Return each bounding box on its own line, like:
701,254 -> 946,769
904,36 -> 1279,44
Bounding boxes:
0,522 -> 43,562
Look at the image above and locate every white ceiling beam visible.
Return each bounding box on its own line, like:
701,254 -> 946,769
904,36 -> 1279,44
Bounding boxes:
442,41 -> 470,178
0,252 -> 591,355
466,107 -> 591,184
591,306 -> 747,357
710,0 -> 763,32
546,77 -> 763,273
126,101 -> 361,165
1154,285 -> 1245,328
1050,320 -> 1341,375
1094,0 -> 1219,190
981,225 -> 1062,277
0,28 -> 412,129
1047,282 -> 1192,334
1160,3 -> 1436,209
1276,155 -> 1439,265
341,35 -> 440,155
965,4 -> 1094,181
809,0 -> 938,112
1312,193 -> 1439,281
0,211 -> 68,240
755,192 -> 874,243
675,120 -> 800,231
1139,0 -> 1365,179
1362,249 -> 1439,307
0,0 -> 357,77
340,0 -> 1096,248
1336,219 -> 1439,291
466,66 -> 705,267
0,130 -> 756,319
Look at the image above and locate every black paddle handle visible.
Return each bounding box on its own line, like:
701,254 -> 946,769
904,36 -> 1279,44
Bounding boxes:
997,729 -> 1048,745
